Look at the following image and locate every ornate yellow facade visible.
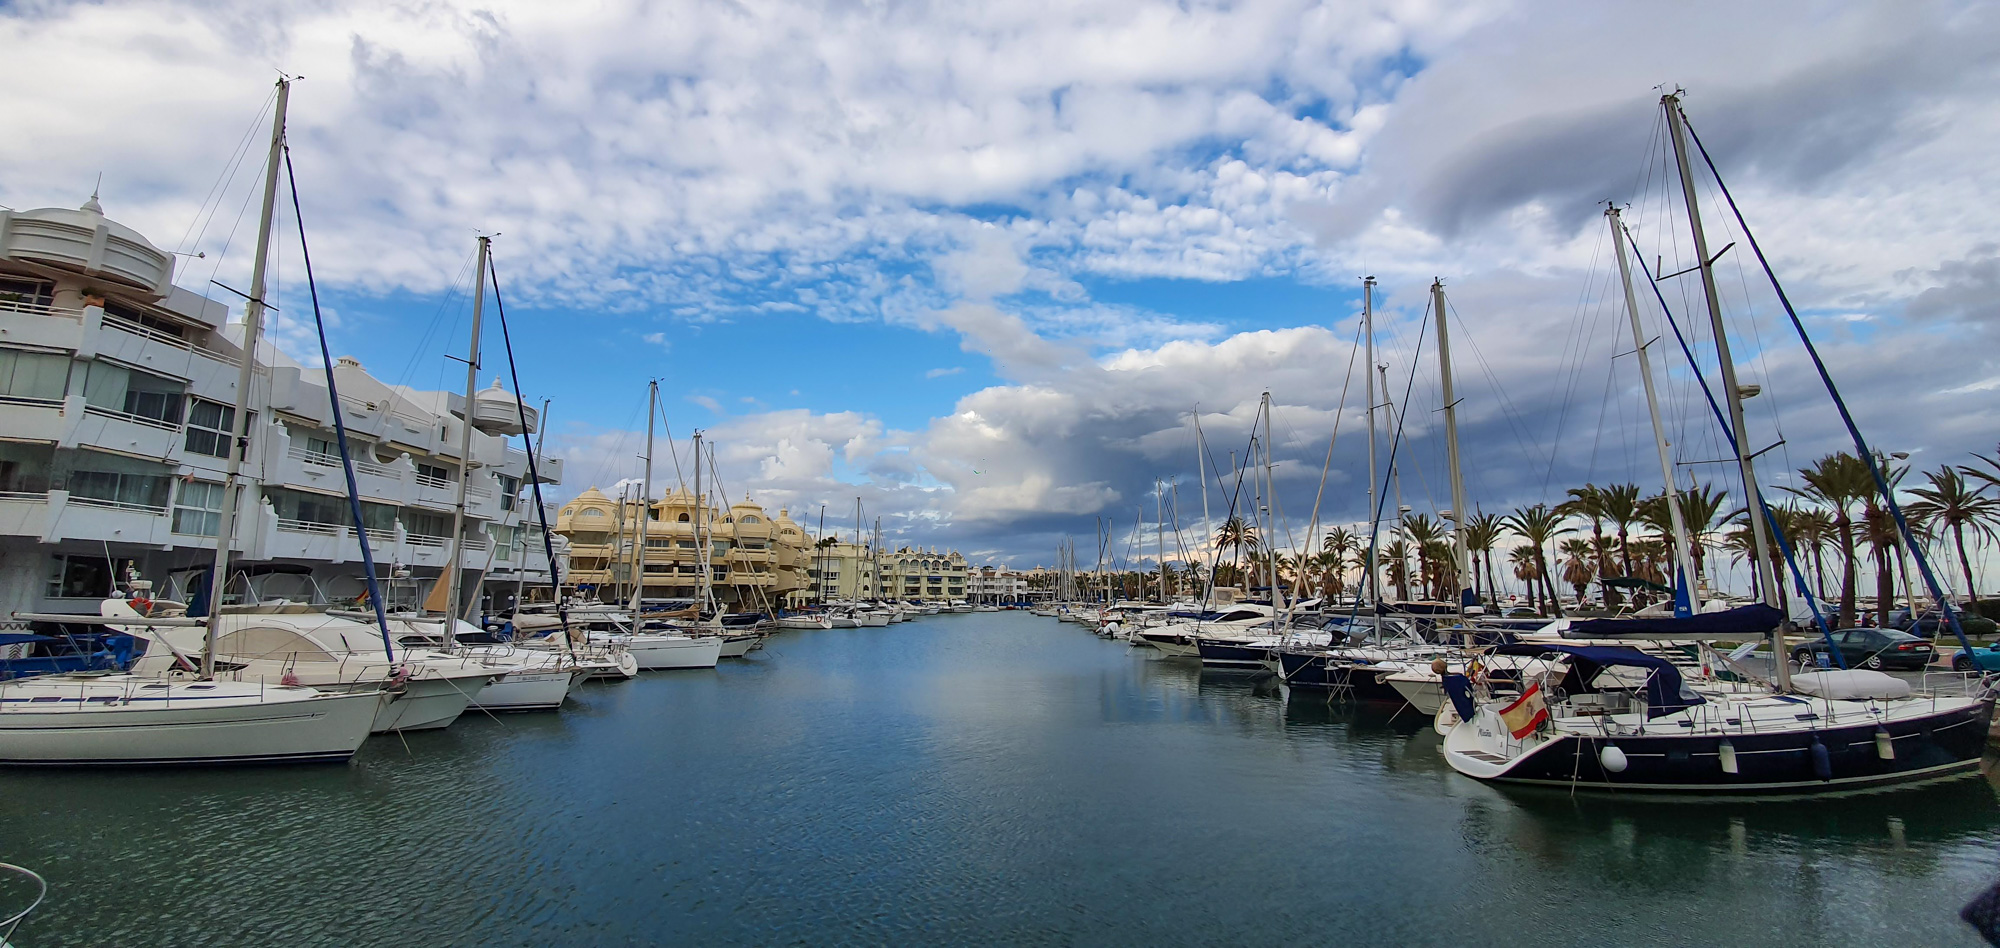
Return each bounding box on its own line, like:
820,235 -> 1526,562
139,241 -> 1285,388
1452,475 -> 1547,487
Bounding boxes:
554,487 -> 814,606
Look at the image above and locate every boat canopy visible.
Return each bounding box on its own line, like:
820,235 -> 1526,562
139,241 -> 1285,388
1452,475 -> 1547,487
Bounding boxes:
1560,603 -> 1783,640
1492,643 -> 1705,719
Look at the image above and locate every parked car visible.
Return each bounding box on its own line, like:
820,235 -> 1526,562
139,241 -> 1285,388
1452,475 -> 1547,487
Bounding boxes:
1790,627 -> 1935,671
1952,646 -> 2000,673
1885,607 -> 1999,638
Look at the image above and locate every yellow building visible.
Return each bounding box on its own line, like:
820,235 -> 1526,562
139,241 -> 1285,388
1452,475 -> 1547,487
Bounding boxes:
553,488 -> 814,607
811,543 -> 968,602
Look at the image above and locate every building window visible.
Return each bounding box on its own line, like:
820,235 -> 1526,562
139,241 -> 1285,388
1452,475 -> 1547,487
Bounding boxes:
46,554 -> 135,599
184,399 -> 240,459
0,442 -> 53,494
263,487 -> 354,527
82,362 -> 183,425
0,278 -> 54,308
416,462 -> 454,485
497,474 -> 520,511
103,302 -> 187,339
65,451 -> 171,510
0,347 -> 69,402
172,480 -> 226,536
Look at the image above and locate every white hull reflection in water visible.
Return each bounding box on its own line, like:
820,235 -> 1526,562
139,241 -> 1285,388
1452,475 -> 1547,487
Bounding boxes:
9,613 -> 2000,947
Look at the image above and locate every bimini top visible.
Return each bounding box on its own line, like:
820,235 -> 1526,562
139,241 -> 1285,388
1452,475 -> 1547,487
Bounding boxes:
1492,642 -> 1705,719
1561,603 -> 1784,640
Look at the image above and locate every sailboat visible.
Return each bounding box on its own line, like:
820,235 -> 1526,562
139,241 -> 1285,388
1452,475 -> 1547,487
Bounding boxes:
0,79 -> 381,764
1439,92 -> 1994,792
588,399 -> 721,670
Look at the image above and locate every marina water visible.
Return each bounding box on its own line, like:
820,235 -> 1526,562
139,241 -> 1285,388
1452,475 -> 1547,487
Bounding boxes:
5,611 -> 1998,946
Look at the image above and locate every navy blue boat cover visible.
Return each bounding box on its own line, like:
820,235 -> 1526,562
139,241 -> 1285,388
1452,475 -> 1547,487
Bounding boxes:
1560,603 -> 1783,640
1491,642 -> 1706,719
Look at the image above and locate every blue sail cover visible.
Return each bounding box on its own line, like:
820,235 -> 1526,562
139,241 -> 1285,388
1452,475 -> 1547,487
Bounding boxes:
1492,643 -> 1706,719
1560,603 -> 1783,640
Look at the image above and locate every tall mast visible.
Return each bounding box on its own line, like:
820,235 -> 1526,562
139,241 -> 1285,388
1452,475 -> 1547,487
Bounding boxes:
202,78 -> 290,677
1608,205 -> 1702,614
1664,92 -> 1785,688
1261,393 -> 1281,609
1380,362 -> 1405,591
1154,480 -> 1166,602
629,380 -> 656,615
1432,279 -> 1472,615
1361,276 -> 1380,604
443,235 -> 491,634
815,504 -> 827,604
694,431 -> 707,614
1194,408 -> 1212,599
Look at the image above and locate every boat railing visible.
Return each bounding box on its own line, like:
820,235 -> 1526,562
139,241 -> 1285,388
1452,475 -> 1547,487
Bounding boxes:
0,862 -> 46,942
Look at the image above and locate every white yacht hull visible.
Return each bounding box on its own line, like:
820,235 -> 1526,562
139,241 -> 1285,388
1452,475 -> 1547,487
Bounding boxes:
364,675 -> 487,732
471,668 -> 573,712
606,634 -> 723,670
0,681 -> 379,766
717,634 -> 760,658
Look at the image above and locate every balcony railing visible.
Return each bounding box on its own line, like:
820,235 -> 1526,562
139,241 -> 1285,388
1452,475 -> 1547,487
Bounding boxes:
0,490 -> 48,502
414,473 -> 452,491
67,495 -> 167,515
406,534 -> 448,549
0,299 -> 83,322
100,312 -> 239,365
275,518 -> 339,536
0,394 -> 63,410
82,404 -> 181,432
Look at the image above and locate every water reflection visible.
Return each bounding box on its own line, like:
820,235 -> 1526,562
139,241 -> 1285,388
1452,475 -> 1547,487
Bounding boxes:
0,614 -> 1992,947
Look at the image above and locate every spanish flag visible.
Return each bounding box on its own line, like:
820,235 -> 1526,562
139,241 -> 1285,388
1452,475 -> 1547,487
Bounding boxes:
1498,683 -> 1549,739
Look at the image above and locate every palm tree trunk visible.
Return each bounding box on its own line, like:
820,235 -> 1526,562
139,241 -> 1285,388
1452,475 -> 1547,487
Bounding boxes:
1954,522 -> 1980,608
1538,550 -> 1564,617
1875,543 -> 1894,628
1837,514 -> 1858,628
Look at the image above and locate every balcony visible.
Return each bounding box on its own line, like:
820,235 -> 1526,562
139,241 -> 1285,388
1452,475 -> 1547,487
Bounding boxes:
0,490 -> 48,537
0,299 -> 85,352
69,401 -> 180,459
95,311 -> 240,383
0,394 -> 67,443
52,490 -> 172,545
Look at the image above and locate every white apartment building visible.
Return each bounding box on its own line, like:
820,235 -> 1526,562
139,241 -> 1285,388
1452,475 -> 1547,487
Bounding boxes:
968,566 -> 1030,602
0,196 -> 565,618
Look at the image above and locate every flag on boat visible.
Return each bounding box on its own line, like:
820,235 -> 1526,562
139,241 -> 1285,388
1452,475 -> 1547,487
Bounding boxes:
1498,683 -> 1548,739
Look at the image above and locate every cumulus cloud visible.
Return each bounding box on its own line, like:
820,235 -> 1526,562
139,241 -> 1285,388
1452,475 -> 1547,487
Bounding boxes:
6,0 -> 1997,570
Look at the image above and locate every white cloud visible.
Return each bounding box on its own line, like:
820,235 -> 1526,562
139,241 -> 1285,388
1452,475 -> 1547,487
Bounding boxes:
925,367 -> 964,379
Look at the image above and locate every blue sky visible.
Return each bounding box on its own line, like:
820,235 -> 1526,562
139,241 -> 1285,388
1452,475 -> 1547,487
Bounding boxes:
5,0 -> 2000,589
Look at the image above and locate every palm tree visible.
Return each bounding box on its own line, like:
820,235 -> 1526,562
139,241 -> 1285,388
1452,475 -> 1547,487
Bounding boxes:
1504,504 -> 1570,617
1402,515 -> 1447,600
1558,537 -> 1597,607
1557,485 -> 1618,608
1214,516 -> 1258,589
1788,453 -> 1876,628
1382,540 -> 1413,601
1322,528 -> 1358,599
1912,465 -> 2000,607
1508,546 -> 1542,614
1598,482 -> 1645,600
1787,507 -> 1836,602
1465,512 -> 1504,606
1637,482 -> 1730,590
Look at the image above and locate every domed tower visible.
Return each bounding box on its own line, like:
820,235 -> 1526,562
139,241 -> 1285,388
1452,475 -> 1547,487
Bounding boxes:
459,377 -> 537,436
0,194 -> 177,303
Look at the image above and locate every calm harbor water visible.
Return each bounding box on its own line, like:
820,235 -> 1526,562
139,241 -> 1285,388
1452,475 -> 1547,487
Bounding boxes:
5,611 -> 2000,946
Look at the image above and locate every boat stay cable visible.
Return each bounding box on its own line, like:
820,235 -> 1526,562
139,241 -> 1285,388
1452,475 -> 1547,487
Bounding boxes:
281,144 -> 395,659
1683,115 -> 1977,657
486,254 -> 576,651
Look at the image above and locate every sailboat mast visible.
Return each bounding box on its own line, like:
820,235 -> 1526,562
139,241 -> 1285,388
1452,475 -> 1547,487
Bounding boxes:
202,78 -> 290,677
1155,480 -> 1166,602
1361,276 -> 1380,604
1664,92 -> 1785,688
1608,205 -> 1702,614
630,380 -> 656,615
1432,279 -> 1472,615
1261,394 -> 1281,609
443,235 -> 491,634
1194,408 -> 1211,598
694,432 -> 707,613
